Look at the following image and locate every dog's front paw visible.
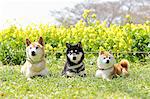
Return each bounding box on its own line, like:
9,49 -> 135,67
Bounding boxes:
27,77 -> 32,81
21,66 -> 25,74
79,73 -> 86,77
66,75 -> 73,78
102,75 -> 112,81
78,71 -> 86,77
66,71 -> 75,77
106,78 -> 111,81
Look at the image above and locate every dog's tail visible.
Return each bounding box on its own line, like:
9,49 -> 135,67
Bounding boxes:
120,59 -> 129,76
120,59 -> 129,70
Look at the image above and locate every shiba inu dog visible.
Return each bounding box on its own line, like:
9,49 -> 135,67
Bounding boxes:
62,42 -> 86,77
95,51 -> 129,81
21,37 -> 48,80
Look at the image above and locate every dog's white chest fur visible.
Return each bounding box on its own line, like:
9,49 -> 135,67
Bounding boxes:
30,61 -> 45,72
21,60 -> 48,80
95,67 -> 114,79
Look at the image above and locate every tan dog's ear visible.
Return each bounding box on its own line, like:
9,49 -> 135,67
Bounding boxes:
99,51 -> 104,55
109,51 -> 113,54
38,37 -> 44,46
26,39 -> 31,46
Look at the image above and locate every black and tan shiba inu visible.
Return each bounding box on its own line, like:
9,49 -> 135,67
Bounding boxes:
21,37 -> 48,80
62,42 -> 86,77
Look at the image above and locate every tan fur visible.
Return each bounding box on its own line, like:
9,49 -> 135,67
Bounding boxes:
21,37 -> 48,80
100,51 -> 110,57
113,59 -> 129,77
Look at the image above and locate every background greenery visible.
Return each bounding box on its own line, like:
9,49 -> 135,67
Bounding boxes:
0,11 -> 149,65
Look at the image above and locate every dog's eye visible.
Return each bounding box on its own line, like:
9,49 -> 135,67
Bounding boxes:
109,57 -> 111,59
103,57 -> 106,59
69,52 -> 72,54
70,50 -> 73,53
36,46 -> 38,49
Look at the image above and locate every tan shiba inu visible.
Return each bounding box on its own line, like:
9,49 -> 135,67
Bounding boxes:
21,37 -> 48,80
95,51 -> 129,81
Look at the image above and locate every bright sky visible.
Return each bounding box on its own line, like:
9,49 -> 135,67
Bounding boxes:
0,0 -> 82,29
0,0 -> 119,29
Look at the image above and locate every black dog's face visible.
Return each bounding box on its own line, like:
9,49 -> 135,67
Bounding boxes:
66,42 -> 84,63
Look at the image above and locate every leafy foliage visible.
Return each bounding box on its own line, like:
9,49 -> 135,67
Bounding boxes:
0,12 -> 149,65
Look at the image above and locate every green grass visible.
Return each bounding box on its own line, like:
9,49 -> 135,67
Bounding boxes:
0,57 -> 150,99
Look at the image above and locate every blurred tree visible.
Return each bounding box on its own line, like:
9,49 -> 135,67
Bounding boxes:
50,2 -> 89,26
50,0 -> 150,26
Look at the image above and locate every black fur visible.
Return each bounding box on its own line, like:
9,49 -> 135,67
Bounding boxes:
61,42 -> 86,77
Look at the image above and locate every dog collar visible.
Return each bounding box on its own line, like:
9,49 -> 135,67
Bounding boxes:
99,66 -> 114,70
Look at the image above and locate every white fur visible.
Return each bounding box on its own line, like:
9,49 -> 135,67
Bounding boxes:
66,71 -> 76,77
21,60 -> 48,80
97,55 -> 116,69
95,68 -> 114,81
96,55 -> 116,80
67,52 -> 83,63
25,67 -> 48,79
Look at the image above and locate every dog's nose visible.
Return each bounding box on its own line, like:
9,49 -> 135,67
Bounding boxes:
106,60 -> 109,63
31,51 -> 36,56
73,57 -> 76,60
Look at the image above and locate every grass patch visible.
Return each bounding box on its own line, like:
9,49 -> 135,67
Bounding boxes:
0,57 -> 150,98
